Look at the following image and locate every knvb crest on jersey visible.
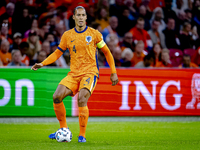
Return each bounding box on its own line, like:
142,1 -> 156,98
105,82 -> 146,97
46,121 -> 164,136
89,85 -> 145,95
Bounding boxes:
86,36 -> 92,45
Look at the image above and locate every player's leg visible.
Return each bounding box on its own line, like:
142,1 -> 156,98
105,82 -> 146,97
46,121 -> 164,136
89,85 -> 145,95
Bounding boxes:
49,75 -> 79,140
78,88 -> 90,142
77,75 -> 98,142
49,84 -> 73,139
53,84 -> 72,128
53,74 -> 79,130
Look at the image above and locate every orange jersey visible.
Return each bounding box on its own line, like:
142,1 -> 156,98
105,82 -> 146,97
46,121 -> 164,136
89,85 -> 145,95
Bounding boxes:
21,54 -> 30,66
0,51 -> 11,66
131,52 -> 145,67
179,62 -> 199,68
129,27 -> 151,49
58,26 -> 104,77
156,61 -> 172,67
154,58 -> 162,67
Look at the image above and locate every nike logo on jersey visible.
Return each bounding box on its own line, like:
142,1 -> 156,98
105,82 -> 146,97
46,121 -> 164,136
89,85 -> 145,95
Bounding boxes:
71,39 -> 75,42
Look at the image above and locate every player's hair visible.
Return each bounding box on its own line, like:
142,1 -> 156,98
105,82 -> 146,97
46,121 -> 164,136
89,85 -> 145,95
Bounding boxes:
73,6 -> 86,15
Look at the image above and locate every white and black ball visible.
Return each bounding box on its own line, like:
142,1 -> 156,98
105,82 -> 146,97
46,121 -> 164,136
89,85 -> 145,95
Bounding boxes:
55,128 -> 72,142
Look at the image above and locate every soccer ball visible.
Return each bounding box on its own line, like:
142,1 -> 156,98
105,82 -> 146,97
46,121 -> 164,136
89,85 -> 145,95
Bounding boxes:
55,128 -> 72,142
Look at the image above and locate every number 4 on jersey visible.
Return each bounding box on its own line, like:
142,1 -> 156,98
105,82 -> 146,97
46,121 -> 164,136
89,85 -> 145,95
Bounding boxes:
73,45 -> 76,53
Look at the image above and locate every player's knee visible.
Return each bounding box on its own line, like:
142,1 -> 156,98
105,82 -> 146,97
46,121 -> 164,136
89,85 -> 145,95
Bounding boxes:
78,88 -> 90,106
78,97 -> 87,106
53,93 -> 63,103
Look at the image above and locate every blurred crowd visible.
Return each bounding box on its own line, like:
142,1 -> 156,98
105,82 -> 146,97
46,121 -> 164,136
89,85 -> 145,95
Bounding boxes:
0,0 -> 200,68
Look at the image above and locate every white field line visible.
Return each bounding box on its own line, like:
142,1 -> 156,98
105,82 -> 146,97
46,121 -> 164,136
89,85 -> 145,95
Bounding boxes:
0,117 -> 200,123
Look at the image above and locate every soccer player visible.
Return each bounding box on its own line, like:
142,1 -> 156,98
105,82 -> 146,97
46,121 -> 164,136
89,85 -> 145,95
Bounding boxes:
31,6 -> 118,143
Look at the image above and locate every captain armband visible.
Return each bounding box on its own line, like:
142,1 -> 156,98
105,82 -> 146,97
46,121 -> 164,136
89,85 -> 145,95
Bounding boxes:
97,40 -> 106,48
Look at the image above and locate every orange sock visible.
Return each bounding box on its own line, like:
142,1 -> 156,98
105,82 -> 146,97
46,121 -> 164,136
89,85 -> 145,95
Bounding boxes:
79,106 -> 89,138
53,102 -> 68,128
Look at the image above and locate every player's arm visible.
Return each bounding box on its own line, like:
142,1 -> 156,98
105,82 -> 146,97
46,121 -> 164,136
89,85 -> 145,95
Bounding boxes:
31,49 -> 63,70
97,41 -> 118,86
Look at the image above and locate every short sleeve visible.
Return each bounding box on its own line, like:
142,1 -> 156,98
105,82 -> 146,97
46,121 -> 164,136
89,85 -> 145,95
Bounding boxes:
95,30 -> 103,44
58,31 -> 68,52
95,30 -> 105,49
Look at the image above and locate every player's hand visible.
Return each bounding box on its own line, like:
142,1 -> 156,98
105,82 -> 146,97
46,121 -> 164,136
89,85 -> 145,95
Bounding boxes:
110,73 -> 118,86
31,63 -> 43,71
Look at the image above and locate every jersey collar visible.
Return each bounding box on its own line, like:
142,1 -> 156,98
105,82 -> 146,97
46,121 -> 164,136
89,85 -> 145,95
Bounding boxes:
74,26 -> 88,33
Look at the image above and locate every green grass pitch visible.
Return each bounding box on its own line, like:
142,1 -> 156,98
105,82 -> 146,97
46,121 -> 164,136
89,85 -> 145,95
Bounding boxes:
0,121 -> 200,150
